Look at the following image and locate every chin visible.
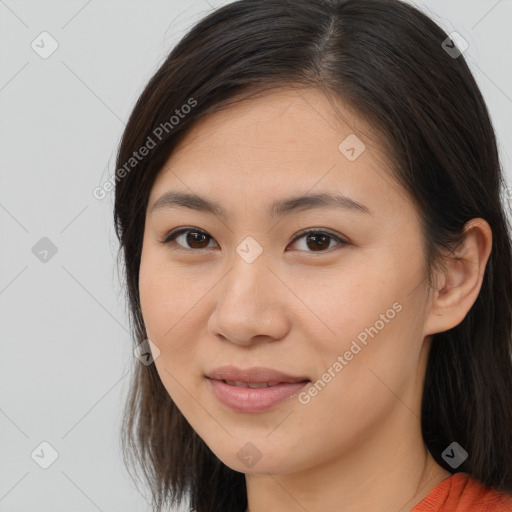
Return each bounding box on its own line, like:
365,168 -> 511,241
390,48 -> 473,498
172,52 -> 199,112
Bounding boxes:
202,438 -> 307,476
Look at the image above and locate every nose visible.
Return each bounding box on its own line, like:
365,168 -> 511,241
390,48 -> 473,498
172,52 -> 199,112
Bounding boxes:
207,252 -> 291,347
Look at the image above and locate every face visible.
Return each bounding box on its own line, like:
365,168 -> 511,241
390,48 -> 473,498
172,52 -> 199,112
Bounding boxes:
139,87 -> 434,475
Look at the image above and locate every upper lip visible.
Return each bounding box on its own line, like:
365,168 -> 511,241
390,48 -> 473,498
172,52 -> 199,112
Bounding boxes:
206,366 -> 310,384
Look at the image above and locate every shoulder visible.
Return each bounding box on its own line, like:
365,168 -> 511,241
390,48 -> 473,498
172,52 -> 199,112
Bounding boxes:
411,472 -> 512,512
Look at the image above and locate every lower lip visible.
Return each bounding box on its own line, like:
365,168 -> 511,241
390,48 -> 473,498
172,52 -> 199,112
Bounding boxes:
207,378 -> 310,413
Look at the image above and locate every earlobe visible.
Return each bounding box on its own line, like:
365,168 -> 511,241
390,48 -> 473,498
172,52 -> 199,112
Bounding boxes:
423,218 -> 493,336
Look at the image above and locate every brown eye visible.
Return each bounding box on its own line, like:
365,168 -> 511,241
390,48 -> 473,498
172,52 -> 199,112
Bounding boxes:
161,228 -> 217,251
288,229 -> 348,253
160,227 -> 348,254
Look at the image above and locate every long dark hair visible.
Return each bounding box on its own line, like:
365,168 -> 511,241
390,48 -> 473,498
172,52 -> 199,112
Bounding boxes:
113,1 -> 512,511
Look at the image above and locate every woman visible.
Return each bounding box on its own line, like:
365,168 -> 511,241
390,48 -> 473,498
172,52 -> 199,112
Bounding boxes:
114,1 -> 512,510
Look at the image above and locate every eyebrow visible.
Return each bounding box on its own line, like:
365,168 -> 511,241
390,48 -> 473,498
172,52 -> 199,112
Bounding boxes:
149,191 -> 371,218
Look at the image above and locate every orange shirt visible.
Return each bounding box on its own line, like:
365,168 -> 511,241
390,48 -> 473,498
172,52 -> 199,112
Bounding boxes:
411,472 -> 512,511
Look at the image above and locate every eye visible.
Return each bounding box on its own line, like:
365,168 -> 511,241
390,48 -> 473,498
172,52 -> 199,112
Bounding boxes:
287,228 -> 348,253
159,227 -> 217,251
159,227 -> 348,253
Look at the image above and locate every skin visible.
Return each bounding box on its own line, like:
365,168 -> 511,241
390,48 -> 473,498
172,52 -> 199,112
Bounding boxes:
139,87 -> 492,512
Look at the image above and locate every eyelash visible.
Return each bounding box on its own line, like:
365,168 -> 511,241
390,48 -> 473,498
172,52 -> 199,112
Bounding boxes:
158,227 -> 348,254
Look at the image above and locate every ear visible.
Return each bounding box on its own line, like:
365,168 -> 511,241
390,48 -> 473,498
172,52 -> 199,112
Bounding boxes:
423,218 -> 493,336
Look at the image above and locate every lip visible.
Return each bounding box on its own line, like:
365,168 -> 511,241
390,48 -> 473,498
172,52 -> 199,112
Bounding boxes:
206,366 -> 311,413
206,365 -> 310,384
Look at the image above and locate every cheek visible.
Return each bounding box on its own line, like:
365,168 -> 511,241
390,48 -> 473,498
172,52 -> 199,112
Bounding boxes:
139,250 -> 205,376
301,269 -> 398,354
303,269 -> 424,400
139,267 -> 201,407
139,246 -> 188,337
139,258 -> 166,340
294,305 -> 421,440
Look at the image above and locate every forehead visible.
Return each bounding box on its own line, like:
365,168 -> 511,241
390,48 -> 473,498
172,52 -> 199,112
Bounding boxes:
149,87 -> 412,222
169,87 -> 377,164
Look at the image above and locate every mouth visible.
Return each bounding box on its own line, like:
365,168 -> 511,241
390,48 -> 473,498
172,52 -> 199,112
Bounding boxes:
206,365 -> 310,384
205,366 -> 311,413
213,379 -> 302,389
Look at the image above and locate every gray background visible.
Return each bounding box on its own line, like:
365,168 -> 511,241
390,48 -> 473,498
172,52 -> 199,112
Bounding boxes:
0,1 -> 511,511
